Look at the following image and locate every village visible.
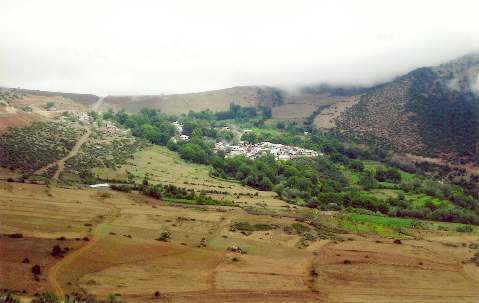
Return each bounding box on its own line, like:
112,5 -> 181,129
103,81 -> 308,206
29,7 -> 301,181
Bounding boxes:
214,141 -> 321,160
171,120 -> 320,160
59,111 -> 129,135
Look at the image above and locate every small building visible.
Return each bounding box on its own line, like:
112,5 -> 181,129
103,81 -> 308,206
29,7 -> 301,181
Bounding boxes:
173,121 -> 184,134
89,183 -> 110,188
214,142 -> 225,150
180,134 -> 190,141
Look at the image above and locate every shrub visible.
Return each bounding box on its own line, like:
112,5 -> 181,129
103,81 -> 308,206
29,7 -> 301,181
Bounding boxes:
375,167 -> 401,183
456,225 -> 473,233
156,232 -> 171,242
31,265 -> 41,276
51,245 -> 63,257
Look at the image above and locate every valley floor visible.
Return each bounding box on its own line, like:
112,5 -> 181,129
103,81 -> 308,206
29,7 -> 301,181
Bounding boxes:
1,182 -> 479,303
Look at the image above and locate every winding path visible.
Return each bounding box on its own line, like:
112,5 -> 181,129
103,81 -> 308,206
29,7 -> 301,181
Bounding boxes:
47,200 -> 120,299
35,128 -> 91,179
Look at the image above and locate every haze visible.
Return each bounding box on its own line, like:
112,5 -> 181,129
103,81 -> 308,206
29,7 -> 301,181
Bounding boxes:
1,0 -> 479,96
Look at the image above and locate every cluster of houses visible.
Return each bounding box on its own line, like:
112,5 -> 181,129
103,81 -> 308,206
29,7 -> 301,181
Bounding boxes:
77,112 -> 91,123
59,111 -> 91,123
59,111 -> 129,135
104,120 -> 121,134
214,141 -> 321,161
172,121 -> 189,141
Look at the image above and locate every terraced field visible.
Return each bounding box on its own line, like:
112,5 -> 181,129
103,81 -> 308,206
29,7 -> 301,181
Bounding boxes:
1,161 -> 479,302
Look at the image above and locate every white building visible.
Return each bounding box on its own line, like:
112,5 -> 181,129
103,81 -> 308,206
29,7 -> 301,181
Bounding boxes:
217,141 -> 319,160
173,121 -> 184,134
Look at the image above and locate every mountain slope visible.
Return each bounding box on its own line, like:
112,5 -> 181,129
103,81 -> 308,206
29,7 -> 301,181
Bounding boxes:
7,88 -> 99,105
103,85 -> 363,126
335,53 -> 479,163
103,86 -> 284,115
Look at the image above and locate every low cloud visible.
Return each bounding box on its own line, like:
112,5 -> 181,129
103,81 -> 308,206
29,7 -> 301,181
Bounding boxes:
0,0 -> 479,96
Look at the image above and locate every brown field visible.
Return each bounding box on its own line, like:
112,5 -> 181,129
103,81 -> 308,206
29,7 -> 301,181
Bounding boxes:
271,93 -> 345,124
0,106 -> 45,134
11,95 -> 87,116
103,87 -> 272,115
0,94 -> 88,134
0,179 -> 479,302
1,147 -> 479,302
313,95 -> 360,131
5,88 -> 99,106
95,145 -> 291,210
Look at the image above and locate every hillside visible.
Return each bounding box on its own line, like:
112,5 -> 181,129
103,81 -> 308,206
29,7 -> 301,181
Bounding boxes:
0,89 -> 45,133
334,53 -> 479,163
103,86 -> 356,124
103,86 -> 283,115
7,88 -> 100,106
0,88 -> 89,133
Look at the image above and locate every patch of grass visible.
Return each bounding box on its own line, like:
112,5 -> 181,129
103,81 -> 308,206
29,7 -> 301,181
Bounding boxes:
368,189 -> 402,200
231,222 -> 277,232
291,222 -> 311,235
407,194 -> 450,209
399,170 -> 416,182
164,197 -> 234,207
456,225 -> 473,233
339,212 -> 419,237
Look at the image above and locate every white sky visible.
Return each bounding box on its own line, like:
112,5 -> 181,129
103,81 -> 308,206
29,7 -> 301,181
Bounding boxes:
1,0 -> 479,96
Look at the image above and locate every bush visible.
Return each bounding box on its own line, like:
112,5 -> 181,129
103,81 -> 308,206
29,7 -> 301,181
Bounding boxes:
31,265 -> 41,276
375,167 -> 401,183
349,160 -> 364,172
358,171 -> 378,190
51,245 -> 64,257
456,225 -> 473,233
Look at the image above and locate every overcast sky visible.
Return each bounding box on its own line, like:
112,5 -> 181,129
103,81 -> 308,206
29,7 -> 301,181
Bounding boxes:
1,0 -> 479,96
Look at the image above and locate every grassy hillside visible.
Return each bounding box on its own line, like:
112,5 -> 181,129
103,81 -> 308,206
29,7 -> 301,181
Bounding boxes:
103,85 -> 357,125
104,86 -> 284,115
6,87 -> 99,105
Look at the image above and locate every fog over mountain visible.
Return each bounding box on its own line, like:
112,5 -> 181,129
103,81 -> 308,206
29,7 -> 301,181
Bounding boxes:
1,0 -> 479,96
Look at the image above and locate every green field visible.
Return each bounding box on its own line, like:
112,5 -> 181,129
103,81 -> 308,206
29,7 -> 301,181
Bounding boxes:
340,212 -> 419,237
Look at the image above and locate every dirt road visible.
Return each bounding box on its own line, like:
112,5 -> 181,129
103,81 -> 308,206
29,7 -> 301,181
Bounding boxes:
91,97 -> 105,111
47,200 -> 120,299
34,128 -> 91,179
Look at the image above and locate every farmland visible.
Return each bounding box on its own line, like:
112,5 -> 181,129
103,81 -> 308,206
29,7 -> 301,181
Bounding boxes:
1,119 -> 479,303
1,180 -> 479,303
95,145 -> 289,210
0,96 -> 478,303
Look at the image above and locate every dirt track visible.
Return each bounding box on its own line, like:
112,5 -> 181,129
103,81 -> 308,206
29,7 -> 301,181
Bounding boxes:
35,127 -> 90,179
1,182 -> 479,303
47,199 -> 120,299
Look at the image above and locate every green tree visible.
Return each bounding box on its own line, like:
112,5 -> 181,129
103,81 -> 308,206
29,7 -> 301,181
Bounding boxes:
359,171 -> 378,190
